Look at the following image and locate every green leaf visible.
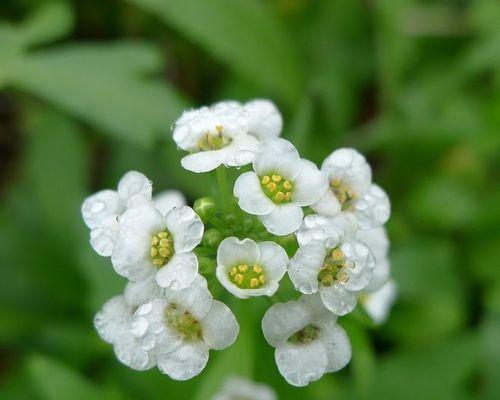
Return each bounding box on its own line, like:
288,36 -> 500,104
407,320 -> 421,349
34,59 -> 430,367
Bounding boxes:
17,2 -> 73,48
124,0 -> 303,104
8,41 -> 186,146
28,354 -> 125,400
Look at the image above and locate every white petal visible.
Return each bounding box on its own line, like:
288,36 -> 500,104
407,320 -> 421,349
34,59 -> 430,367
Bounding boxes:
320,283 -> 357,316
117,171 -> 153,205
362,279 -> 397,324
157,341 -> 209,380
355,184 -> 391,230
89,217 -> 119,256
317,321 -> 351,372
296,213 -> 355,247
364,257 -> 391,292
321,148 -> 372,194
292,160 -> 329,206
155,252 -> 199,290
222,134 -> 259,167
201,300 -> 239,350
94,296 -> 132,344
217,237 -> 260,268
124,278 -> 163,306
259,203 -> 303,236
81,190 -> 122,229
153,190 -> 186,215
244,99 -> 283,140
234,172 -> 275,216
261,300 -> 311,347
257,241 -> 288,281
111,230 -> 155,281
355,227 -> 389,261
114,336 -> 156,371
118,202 -> 165,236
275,341 -> 328,387
311,189 -> 341,217
344,263 -> 372,292
288,244 -> 325,294
253,138 -> 301,180
181,151 -> 224,173
166,206 -> 204,253
164,275 -> 212,320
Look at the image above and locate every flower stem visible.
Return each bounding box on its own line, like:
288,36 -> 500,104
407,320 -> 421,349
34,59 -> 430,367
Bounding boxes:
216,166 -> 233,215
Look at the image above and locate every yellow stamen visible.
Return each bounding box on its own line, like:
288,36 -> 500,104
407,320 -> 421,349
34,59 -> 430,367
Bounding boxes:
261,175 -> 270,185
253,265 -> 263,273
285,192 -> 292,201
250,278 -> 259,288
267,182 -> 277,192
230,267 -> 238,277
234,274 -> 244,285
272,174 -> 282,183
331,249 -> 344,260
275,191 -> 285,202
283,181 -> 292,190
259,275 -> 266,284
238,264 -> 248,273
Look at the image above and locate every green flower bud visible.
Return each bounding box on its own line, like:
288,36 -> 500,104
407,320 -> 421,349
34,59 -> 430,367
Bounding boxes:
202,228 -> 223,248
193,197 -> 216,222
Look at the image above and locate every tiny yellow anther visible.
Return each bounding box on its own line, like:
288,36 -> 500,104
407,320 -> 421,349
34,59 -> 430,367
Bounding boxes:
331,249 -> 344,260
152,258 -> 163,266
253,265 -> 263,274
159,248 -> 170,257
250,278 -> 259,288
238,264 -> 248,272
159,238 -> 170,247
283,181 -> 292,190
158,232 -> 168,239
215,125 -> 223,133
229,267 -> 238,277
272,175 -> 282,183
267,182 -> 277,192
259,275 -> 266,284
151,237 -> 159,245
151,248 -> 158,257
261,175 -> 270,185
234,274 -> 244,284
275,191 -> 285,202
285,192 -> 292,201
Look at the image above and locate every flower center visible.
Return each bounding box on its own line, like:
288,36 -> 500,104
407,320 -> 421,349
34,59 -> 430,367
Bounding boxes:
260,174 -> 293,204
317,248 -> 351,286
288,324 -> 320,344
150,230 -> 174,267
330,179 -> 357,211
228,264 -> 266,289
197,125 -> 232,151
165,304 -> 202,341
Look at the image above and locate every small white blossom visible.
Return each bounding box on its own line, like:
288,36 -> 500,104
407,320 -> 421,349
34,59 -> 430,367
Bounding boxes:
289,215 -> 375,316
81,171 -> 152,256
95,275 -> 239,379
243,99 -> 283,141
234,139 -> 328,236
173,101 -> 259,173
111,202 -> 204,290
361,279 -> 397,324
213,376 -> 277,400
262,295 -> 351,387
216,237 -> 288,299
312,148 -> 390,230
356,227 -> 391,292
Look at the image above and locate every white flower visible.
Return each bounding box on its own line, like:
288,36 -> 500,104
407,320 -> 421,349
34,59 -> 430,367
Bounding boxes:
173,101 -> 259,173
289,216 -> 375,315
153,190 -> 186,215
262,295 -> 351,387
111,202 -> 204,290
298,214 -> 390,292
94,294 -> 157,371
234,139 -> 328,236
81,171 -> 152,256
131,275 -> 239,380
361,279 -> 397,324
243,99 -> 282,141
216,237 -> 288,299
312,148 -> 390,230
213,376 -> 277,400
95,276 -> 239,379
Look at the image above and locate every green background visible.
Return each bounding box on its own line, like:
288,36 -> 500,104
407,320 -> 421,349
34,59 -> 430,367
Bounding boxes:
1,1 -> 499,399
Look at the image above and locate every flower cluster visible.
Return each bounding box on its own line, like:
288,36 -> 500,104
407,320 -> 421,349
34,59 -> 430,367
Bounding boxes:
83,99 -> 395,387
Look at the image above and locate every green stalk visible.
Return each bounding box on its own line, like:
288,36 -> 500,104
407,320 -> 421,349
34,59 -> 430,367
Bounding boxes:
216,166 -> 233,215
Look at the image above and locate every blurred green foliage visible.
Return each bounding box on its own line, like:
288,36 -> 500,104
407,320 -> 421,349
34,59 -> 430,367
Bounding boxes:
1,0 -> 499,399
